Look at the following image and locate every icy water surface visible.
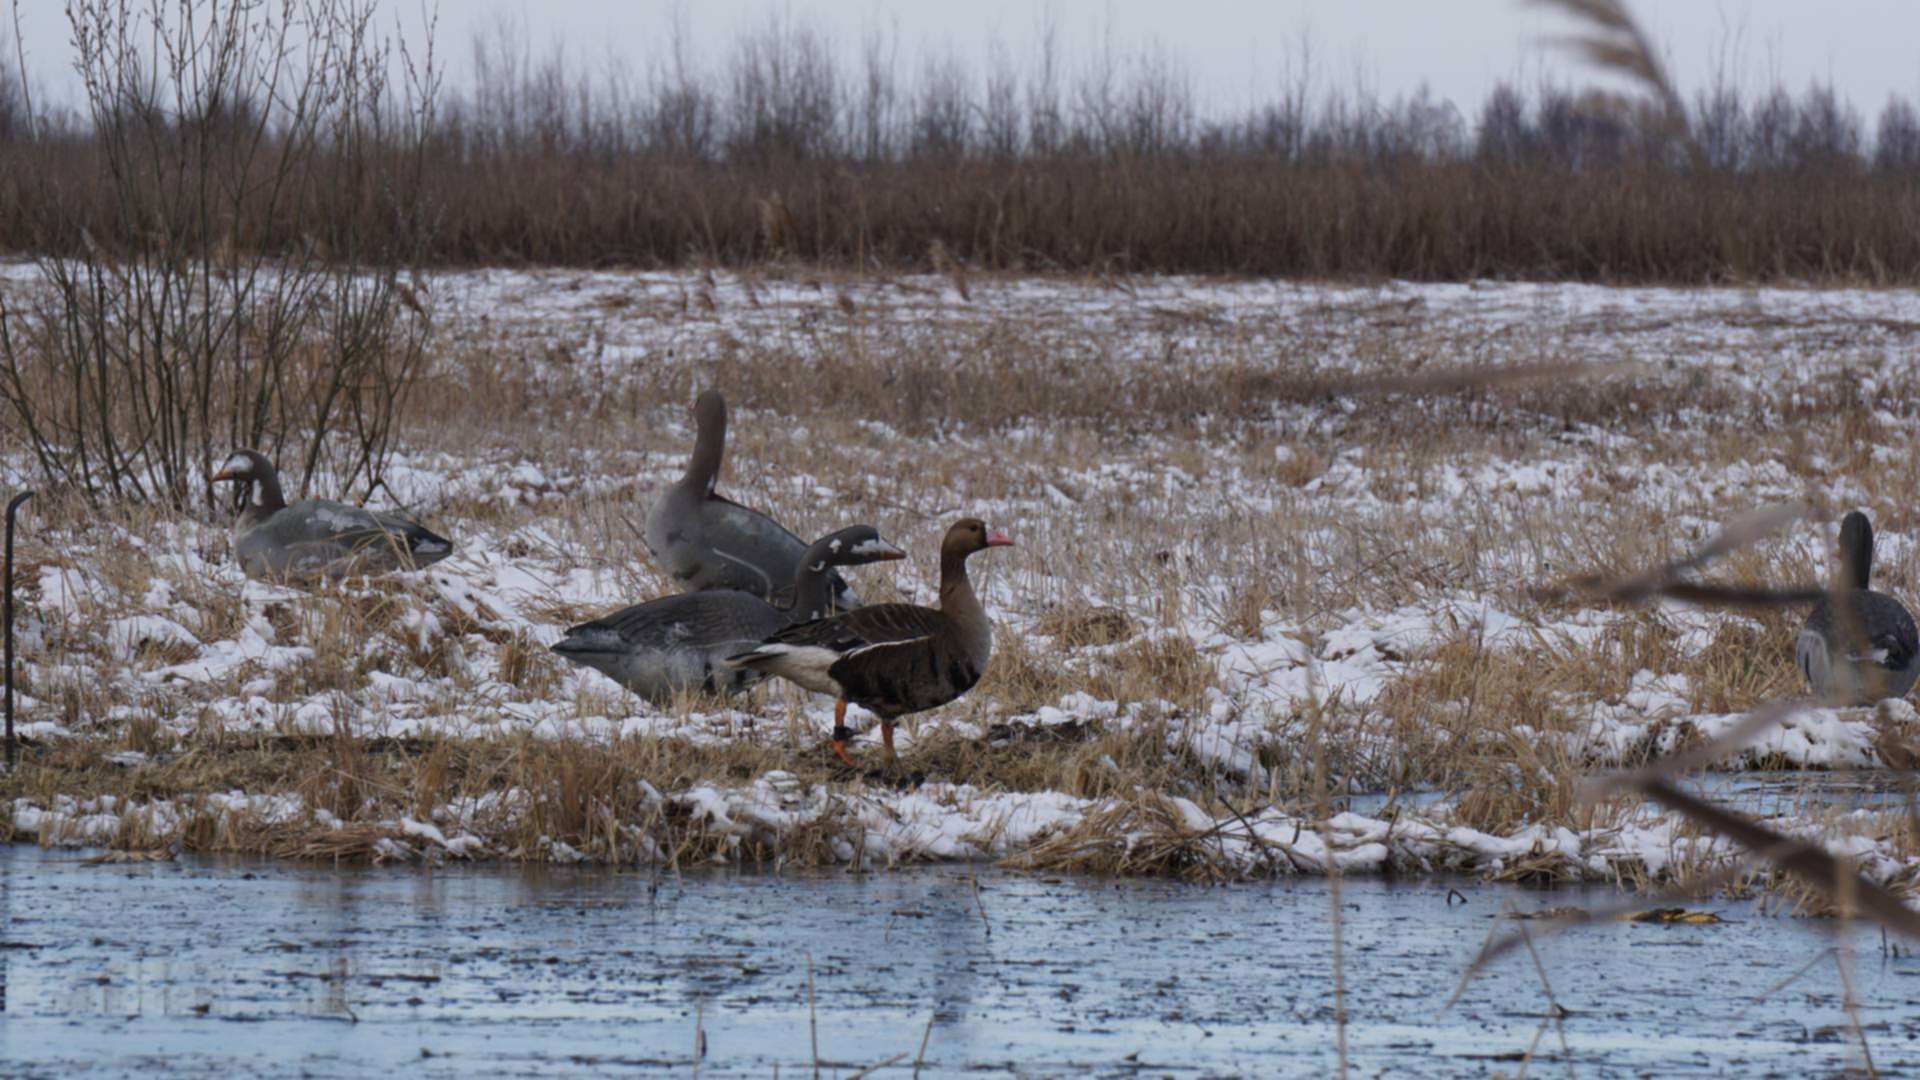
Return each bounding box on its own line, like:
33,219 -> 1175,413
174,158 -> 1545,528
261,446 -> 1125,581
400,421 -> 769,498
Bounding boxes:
0,846 -> 1916,1076
1346,771 -> 1920,819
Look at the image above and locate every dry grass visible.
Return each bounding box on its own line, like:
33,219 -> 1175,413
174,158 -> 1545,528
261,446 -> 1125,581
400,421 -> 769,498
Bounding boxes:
4,265 -> 1920,898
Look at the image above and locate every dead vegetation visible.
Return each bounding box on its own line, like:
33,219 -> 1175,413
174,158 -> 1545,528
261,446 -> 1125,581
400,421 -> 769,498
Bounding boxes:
3,261 -> 1920,898
0,5 -> 1916,284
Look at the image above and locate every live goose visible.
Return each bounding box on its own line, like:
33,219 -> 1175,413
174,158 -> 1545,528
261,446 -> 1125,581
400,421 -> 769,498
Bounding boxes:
725,518 -> 1013,764
645,390 -> 858,610
211,450 -> 453,581
1798,510 -> 1919,705
551,525 -> 904,702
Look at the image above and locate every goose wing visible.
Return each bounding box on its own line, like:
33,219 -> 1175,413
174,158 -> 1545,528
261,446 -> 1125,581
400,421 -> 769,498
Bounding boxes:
559,592 -> 783,654
1801,591 -> 1920,702
690,494 -> 859,606
245,500 -> 445,574
762,603 -> 941,658
1812,592 -> 1918,669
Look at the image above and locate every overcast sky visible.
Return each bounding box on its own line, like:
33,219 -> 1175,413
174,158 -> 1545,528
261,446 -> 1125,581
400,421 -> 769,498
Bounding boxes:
12,2 -> 1920,116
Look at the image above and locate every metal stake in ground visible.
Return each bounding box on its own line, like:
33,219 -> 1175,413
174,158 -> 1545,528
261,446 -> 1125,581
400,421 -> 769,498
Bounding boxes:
5,490 -> 32,769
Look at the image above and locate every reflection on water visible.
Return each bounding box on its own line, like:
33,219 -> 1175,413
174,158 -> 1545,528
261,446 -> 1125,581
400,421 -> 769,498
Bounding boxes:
1343,771 -> 1919,820
0,845 -> 1915,1075
1686,770 -> 1920,815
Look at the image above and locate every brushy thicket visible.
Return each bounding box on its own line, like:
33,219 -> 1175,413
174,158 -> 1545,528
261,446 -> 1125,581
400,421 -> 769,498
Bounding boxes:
0,11 -> 1918,282
0,0 -> 436,509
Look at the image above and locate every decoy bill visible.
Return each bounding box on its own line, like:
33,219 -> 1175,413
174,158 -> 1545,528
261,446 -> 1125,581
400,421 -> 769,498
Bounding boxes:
211,450 -> 454,581
644,390 -> 859,611
551,525 -> 905,702
1797,510 -> 1919,705
725,518 -> 1013,765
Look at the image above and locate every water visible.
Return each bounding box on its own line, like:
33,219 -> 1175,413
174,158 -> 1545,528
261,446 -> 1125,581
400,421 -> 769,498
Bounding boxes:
1689,770 -> 1920,816
1345,771 -> 1918,820
0,846 -> 1916,1077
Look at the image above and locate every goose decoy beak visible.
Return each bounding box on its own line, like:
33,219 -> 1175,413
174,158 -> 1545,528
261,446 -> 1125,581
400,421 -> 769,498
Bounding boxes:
211,452 -> 251,483
986,529 -> 1015,548
859,539 -> 907,561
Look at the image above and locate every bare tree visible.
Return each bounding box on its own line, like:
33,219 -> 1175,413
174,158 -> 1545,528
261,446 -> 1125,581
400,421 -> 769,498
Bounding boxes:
908,46 -> 970,160
1025,10 -> 1063,155
642,4 -> 713,161
852,20 -> 897,163
724,11 -> 839,164
980,35 -> 1021,160
1875,97 -> 1920,172
1789,82 -> 1862,171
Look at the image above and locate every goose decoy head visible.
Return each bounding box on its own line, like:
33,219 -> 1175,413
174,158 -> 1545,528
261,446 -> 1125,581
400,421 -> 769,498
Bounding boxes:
210,449 -> 272,484
943,518 -> 1015,558
815,525 -> 907,568
210,449 -> 286,512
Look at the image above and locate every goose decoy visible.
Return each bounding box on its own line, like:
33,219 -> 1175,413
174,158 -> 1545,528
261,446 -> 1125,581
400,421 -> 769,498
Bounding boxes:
725,518 -> 1013,765
551,525 -> 905,702
644,390 -> 858,611
1798,510 -> 1919,705
210,450 -> 453,581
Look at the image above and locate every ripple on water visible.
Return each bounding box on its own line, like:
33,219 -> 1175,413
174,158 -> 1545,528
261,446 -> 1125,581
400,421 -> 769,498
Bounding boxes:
0,846 -> 1912,1076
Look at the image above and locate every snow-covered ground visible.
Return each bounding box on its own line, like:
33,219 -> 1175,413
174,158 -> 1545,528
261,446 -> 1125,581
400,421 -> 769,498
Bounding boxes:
6,264 -> 1920,893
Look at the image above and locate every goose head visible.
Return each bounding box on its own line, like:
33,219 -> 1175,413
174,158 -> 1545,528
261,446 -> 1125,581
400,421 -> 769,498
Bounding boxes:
210,449 -> 285,512
809,525 -> 907,572
210,449 -> 272,485
943,518 -> 1015,558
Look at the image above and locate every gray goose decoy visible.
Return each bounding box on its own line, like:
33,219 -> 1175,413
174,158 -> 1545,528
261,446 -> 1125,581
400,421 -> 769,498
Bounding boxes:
210,450 -> 453,581
645,390 -> 859,611
1798,510 -> 1919,705
550,525 -> 905,702
725,518 -> 1013,764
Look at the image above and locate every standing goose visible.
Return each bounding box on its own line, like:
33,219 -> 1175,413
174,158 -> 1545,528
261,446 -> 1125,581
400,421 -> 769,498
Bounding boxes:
645,390 -> 858,611
550,525 -> 905,702
1798,510 -> 1919,705
725,518 -> 1013,765
211,450 -> 453,581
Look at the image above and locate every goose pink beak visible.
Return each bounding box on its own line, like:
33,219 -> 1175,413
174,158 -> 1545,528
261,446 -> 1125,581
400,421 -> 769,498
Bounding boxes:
986,529 -> 1015,548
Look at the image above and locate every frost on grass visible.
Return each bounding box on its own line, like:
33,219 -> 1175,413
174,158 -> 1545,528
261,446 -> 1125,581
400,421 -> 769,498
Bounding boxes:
5,266 -> 1920,895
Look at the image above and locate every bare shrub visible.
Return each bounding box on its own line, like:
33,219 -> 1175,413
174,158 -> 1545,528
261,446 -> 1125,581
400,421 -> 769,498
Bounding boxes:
0,0 -> 438,507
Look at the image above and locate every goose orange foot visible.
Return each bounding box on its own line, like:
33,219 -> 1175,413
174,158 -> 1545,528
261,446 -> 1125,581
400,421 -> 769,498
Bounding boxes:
827,703 -> 900,768
829,700 -> 859,767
